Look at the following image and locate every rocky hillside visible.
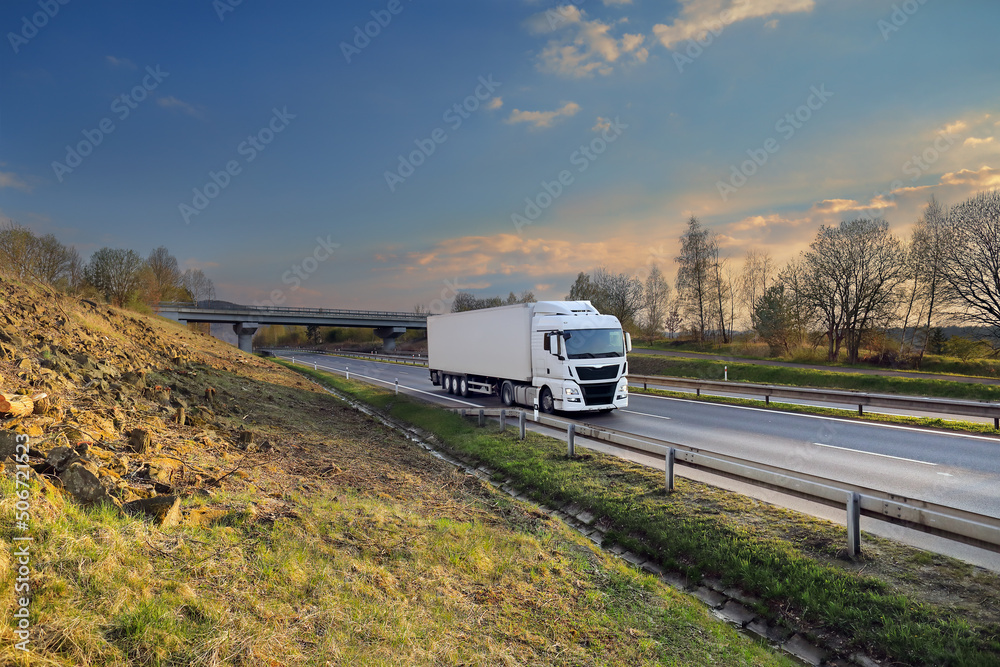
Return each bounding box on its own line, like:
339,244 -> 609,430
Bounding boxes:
0,271 -> 317,526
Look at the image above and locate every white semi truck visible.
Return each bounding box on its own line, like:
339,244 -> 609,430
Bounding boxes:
428,301 -> 631,413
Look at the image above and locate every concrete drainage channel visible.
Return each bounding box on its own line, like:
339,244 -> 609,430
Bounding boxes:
303,376 -> 881,667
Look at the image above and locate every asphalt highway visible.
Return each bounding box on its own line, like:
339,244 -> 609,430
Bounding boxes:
276,351 -> 1000,569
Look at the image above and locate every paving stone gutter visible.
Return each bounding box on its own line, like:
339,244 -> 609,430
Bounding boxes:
307,376 -> 884,667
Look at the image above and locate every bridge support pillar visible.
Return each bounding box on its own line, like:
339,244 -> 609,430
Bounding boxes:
375,326 -> 407,352
233,322 -> 260,353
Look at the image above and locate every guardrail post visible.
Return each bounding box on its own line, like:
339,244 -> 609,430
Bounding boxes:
666,447 -> 675,492
395,378 -> 399,395
696,387 -> 701,397
567,423 -> 576,457
478,409 -> 485,427
313,362 -> 317,370
519,411 -> 526,440
500,409 -> 507,431
765,395 -> 770,406
994,417 -> 998,430
346,366 -> 349,380
847,492 -> 861,557
291,357 -> 295,365
858,404 -> 863,416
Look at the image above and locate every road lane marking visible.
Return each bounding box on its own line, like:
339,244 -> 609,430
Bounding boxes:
279,354 -> 480,407
938,472 -> 954,477
633,392 -> 1000,443
812,442 -> 936,466
621,410 -> 671,421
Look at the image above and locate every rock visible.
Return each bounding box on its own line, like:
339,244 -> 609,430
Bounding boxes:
0,430 -> 26,461
46,446 -> 79,472
60,462 -> 118,506
123,496 -> 182,528
138,457 -> 183,485
184,507 -> 229,528
127,428 -> 156,455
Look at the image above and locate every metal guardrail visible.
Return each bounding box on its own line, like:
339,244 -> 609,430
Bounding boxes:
631,373 -> 1000,427
454,407 -> 1000,557
273,348 -> 427,366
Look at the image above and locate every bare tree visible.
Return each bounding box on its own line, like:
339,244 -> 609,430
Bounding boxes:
940,191 -> 1000,338
709,253 -> 734,343
796,218 -> 907,362
84,248 -> 147,306
0,221 -> 39,279
912,197 -> 950,360
739,249 -> 775,330
147,246 -> 182,303
641,264 -> 671,339
567,272 -> 598,302
675,216 -> 714,342
180,268 -> 216,303
591,267 -> 644,326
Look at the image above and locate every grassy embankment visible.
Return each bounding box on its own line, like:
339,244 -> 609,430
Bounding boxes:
0,362 -> 789,666
640,340 -> 1000,379
282,361 -> 1000,667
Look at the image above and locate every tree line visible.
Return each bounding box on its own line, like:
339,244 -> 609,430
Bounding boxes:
0,220 -> 215,309
676,190 -> 1000,364
446,188 -> 1000,366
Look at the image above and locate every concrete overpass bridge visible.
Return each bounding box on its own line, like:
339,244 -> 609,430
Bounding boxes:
157,301 -> 428,352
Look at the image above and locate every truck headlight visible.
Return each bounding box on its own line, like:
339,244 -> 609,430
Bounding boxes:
565,387 -> 580,396
616,381 -> 628,399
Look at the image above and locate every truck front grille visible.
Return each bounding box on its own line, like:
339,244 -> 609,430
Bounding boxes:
580,382 -> 617,406
575,364 -> 621,381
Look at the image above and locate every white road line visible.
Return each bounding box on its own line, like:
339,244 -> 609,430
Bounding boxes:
812,442 -> 937,466
633,392 -> 1000,443
621,409 -> 671,421
279,354 -> 480,407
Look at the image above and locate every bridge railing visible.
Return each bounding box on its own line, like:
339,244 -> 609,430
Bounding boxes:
156,301 -> 428,320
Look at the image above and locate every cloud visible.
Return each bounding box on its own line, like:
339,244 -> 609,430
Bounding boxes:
157,95 -> 204,119
105,55 -> 136,69
653,0 -> 815,50
592,116 -> 612,132
486,96 -> 503,110
506,102 -> 581,129
939,165 -> 1000,188
528,5 -> 648,78
963,136 -> 995,148
0,171 -> 31,192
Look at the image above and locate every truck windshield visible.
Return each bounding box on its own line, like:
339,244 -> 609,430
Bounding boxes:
563,328 -> 624,359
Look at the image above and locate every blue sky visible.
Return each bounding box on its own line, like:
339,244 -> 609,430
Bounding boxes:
2,0 -> 999,312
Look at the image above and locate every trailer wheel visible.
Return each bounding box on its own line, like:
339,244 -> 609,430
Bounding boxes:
459,377 -> 470,397
444,375 -> 454,394
500,381 -> 515,407
539,386 -> 555,414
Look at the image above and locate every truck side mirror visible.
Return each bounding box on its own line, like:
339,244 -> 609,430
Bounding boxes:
625,332 -> 632,353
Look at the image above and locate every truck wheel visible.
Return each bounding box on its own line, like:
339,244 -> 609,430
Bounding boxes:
500,381 -> 515,407
539,387 -> 555,414
445,375 -> 454,394
459,377 -> 470,397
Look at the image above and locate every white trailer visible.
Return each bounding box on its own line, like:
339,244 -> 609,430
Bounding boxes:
428,301 -> 631,413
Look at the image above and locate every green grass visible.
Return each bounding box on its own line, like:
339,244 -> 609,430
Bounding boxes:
629,354 -> 1000,402
288,363 -> 1000,667
0,378 -> 791,666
